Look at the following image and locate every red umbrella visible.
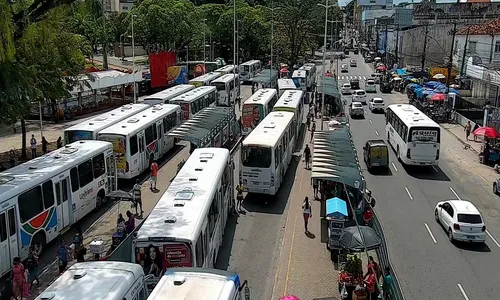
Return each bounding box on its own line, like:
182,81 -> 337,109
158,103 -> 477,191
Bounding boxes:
376,65 -> 387,72
280,68 -> 289,73
428,93 -> 446,101
473,126 -> 500,139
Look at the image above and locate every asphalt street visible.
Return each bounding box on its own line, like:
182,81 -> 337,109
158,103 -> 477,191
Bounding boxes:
341,54 -> 500,300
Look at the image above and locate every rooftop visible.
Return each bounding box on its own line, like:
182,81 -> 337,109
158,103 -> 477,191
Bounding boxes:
457,17 -> 500,35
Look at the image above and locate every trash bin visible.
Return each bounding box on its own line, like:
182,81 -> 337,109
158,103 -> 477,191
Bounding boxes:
352,290 -> 367,300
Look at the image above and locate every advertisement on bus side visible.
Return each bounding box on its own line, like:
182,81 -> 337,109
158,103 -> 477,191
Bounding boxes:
100,136 -> 127,173
180,103 -> 190,120
242,104 -> 264,131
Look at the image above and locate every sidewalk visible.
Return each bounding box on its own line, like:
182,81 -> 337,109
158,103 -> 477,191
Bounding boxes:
27,145 -> 191,299
441,123 -> 482,154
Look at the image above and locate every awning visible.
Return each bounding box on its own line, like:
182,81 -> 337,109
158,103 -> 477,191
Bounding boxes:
168,107 -> 235,147
318,76 -> 341,99
69,70 -> 143,94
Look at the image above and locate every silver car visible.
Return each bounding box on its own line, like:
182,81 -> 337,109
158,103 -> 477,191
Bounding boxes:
349,102 -> 364,118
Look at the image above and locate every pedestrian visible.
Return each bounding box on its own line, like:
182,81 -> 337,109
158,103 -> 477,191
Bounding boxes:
30,134 -> 37,159
41,136 -> 49,154
57,240 -> 70,275
23,267 -> 30,298
365,256 -> 381,281
26,247 -> 40,289
236,181 -> 244,212
56,136 -> 63,149
76,245 -> 86,262
303,144 -> 311,169
133,179 -> 144,217
465,120 -> 472,141
306,115 -> 311,130
125,210 -> 135,234
312,179 -> 319,199
11,257 -> 24,300
72,228 -> 83,258
302,197 -> 312,233
310,122 -> 316,141
363,267 -> 379,300
9,150 -> 16,168
382,267 -> 393,300
0,280 -> 13,300
309,105 -> 315,119
150,160 -> 158,191
363,206 -> 374,226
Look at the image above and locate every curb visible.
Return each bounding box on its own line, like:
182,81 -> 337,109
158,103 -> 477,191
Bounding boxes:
442,125 -> 479,155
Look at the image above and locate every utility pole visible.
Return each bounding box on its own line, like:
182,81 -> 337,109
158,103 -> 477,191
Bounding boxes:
375,25 -> 380,53
101,0 -> 108,69
395,26 -> 399,68
421,24 -> 429,72
384,24 -> 389,63
446,22 -> 458,91
460,27 -> 470,76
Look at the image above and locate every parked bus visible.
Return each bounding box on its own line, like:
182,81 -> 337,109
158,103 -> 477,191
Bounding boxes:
170,86 -> 218,121
64,104 -> 149,144
241,89 -> 278,136
300,63 -> 317,90
141,85 -> 195,106
277,78 -> 299,97
35,262 -> 150,300
189,72 -> 222,87
211,74 -> 240,106
273,90 -> 305,135
292,69 -> 307,92
215,64 -> 237,75
133,148 -> 234,288
385,104 -> 441,166
240,111 -> 296,195
0,140 -> 116,275
178,61 -> 223,79
148,268 -> 249,300
239,60 -> 262,81
98,104 -> 182,179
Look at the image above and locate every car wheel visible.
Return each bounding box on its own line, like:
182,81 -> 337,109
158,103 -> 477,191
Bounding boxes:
448,228 -> 454,242
434,209 -> 439,223
494,183 -> 498,195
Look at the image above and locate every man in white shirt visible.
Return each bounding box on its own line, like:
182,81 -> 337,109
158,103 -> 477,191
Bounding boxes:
30,134 -> 37,159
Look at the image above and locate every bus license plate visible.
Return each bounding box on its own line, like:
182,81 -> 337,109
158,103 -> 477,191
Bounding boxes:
252,181 -> 260,185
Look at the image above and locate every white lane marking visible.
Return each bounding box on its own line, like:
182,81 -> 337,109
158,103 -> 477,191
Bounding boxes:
449,187 -> 462,200
457,283 -> 470,300
369,119 -> 373,124
479,175 -> 487,182
424,223 -> 438,244
391,162 -> 398,172
486,230 -> 500,248
405,187 -> 414,200
375,130 -> 379,136
364,109 -> 368,114
432,166 -> 438,172
363,76 -> 367,80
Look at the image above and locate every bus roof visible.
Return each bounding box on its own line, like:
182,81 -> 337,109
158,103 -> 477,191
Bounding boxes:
211,73 -> 238,84
135,148 -> 230,243
303,62 -> 316,68
64,104 -> 150,134
36,262 -> 144,300
292,70 -> 306,78
214,65 -> 235,72
299,65 -> 312,71
387,104 -> 440,128
243,88 -> 277,105
277,78 -> 298,89
148,268 -> 240,300
0,140 -> 112,204
98,104 -> 180,136
240,60 -> 260,66
142,85 -> 195,103
170,86 -> 217,103
188,72 -> 222,83
274,90 -> 304,110
242,111 -> 295,148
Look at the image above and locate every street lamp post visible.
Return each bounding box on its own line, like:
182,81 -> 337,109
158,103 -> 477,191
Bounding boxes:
233,0 -> 237,108
132,14 -> 137,103
270,0 -> 274,82
203,18 -> 207,70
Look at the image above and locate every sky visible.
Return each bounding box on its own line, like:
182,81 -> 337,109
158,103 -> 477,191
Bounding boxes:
337,0 -> 475,7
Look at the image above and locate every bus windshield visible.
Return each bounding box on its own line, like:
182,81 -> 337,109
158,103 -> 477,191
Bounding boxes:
408,127 -> 440,143
213,82 -> 226,91
65,130 -> 93,143
242,146 -> 271,168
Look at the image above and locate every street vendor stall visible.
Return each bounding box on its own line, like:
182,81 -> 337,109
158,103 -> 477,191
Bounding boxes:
326,197 -> 349,251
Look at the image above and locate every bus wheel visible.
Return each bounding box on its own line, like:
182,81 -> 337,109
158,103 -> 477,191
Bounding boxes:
31,232 -> 46,256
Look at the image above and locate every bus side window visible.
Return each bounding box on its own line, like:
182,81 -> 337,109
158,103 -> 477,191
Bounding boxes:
195,233 -> 204,267
18,186 -> 44,223
78,159 -> 94,188
274,148 -> 279,167
42,180 -> 55,209
92,153 -> 105,178
130,135 -> 139,155
70,167 -> 79,192
138,286 -> 147,300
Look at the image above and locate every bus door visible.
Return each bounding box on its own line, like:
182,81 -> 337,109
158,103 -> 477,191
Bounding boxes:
156,121 -> 163,155
138,133 -> 147,173
105,153 -> 117,192
0,206 -> 19,275
55,177 -> 72,229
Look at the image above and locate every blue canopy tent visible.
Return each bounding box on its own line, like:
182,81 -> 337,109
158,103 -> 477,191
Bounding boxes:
406,83 -> 421,90
424,81 -> 444,89
432,86 -> 460,95
414,87 -> 435,99
326,197 -> 348,220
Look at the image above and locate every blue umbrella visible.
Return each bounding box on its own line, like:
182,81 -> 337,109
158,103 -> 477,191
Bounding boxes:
449,88 -> 460,95
424,81 -> 444,89
407,83 -> 421,90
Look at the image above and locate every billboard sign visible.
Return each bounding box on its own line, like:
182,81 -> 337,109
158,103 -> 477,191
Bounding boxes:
358,0 -> 390,6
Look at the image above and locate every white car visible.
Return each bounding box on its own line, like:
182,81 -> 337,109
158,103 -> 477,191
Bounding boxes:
435,200 -> 486,243
349,102 -> 364,118
368,97 -> 384,112
365,79 -> 377,93
341,83 -> 351,95
352,89 -> 367,104
341,64 -> 348,73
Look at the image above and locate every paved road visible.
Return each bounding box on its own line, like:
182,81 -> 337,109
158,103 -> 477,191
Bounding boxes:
342,53 -> 500,300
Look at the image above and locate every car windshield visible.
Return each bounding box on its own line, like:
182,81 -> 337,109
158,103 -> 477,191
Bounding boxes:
344,84 -> 350,88
356,91 -> 365,95
342,65 -> 347,68
353,103 -> 362,108
366,81 -> 375,85
457,214 -> 482,224
374,99 -> 383,104
242,146 -> 272,168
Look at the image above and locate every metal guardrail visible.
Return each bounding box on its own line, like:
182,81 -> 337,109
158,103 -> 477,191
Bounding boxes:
372,210 -> 406,300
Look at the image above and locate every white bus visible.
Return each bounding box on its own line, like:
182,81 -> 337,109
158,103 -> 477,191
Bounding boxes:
0,140 -> 117,275
64,104 -> 150,144
211,74 -> 240,106
273,90 -> 305,135
170,86 -> 218,121
148,268 -> 249,300
240,111 -> 296,195
385,104 -> 441,166
98,104 -> 182,179
292,70 -> 307,92
215,64 -> 237,75
133,148 -> 234,289
241,89 -> 278,136
189,72 -> 222,87
35,262 -> 150,300
277,78 -> 299,97
239,60 -> 262,81
141,85 -> 195,106
300,63 -> 317,90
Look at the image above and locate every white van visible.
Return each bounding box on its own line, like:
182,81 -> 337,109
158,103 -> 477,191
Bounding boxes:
341,83 -> 352,95
352,89 -> 367,104
365,79 -> 377,93
35,262 -> 151,300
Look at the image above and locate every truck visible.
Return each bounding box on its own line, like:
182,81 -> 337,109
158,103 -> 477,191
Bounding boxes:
379,73 -> 393,93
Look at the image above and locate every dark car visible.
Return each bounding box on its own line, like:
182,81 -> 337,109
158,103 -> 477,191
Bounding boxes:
363,140 -> 389,171
344,49 -> 349,55
353,49 -> 359,54
350,79 -> 360,90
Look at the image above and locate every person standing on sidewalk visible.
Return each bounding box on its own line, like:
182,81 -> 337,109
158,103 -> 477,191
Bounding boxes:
150,160 -> 158,191
465,121 -> 472,141
30,134 -> 37,159
41,137 -> 49,154
302,197 -> 312,233
382,267 -> 393,300
365,256 -> 381,282
236,181 -> 244,213
303,144 -> 311,169
57,240 -> 71,275
306,115 -> 311,130
56,137 -> 63,149
363,267 -> 379,300
26,247 -> 40,289
133,179 -> 144,217
310,122 -> 316,141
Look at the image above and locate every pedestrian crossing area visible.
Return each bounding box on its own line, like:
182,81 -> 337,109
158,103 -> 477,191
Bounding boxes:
338,75 -> 370,80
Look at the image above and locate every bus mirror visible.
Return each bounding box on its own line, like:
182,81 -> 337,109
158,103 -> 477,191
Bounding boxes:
238,280 -> 250,300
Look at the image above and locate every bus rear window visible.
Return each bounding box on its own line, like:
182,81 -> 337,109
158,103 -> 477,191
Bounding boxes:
65,130 -> 93,144
408,127 -> 440,143
242,146 -> 272,168
213,82 -> 226,91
